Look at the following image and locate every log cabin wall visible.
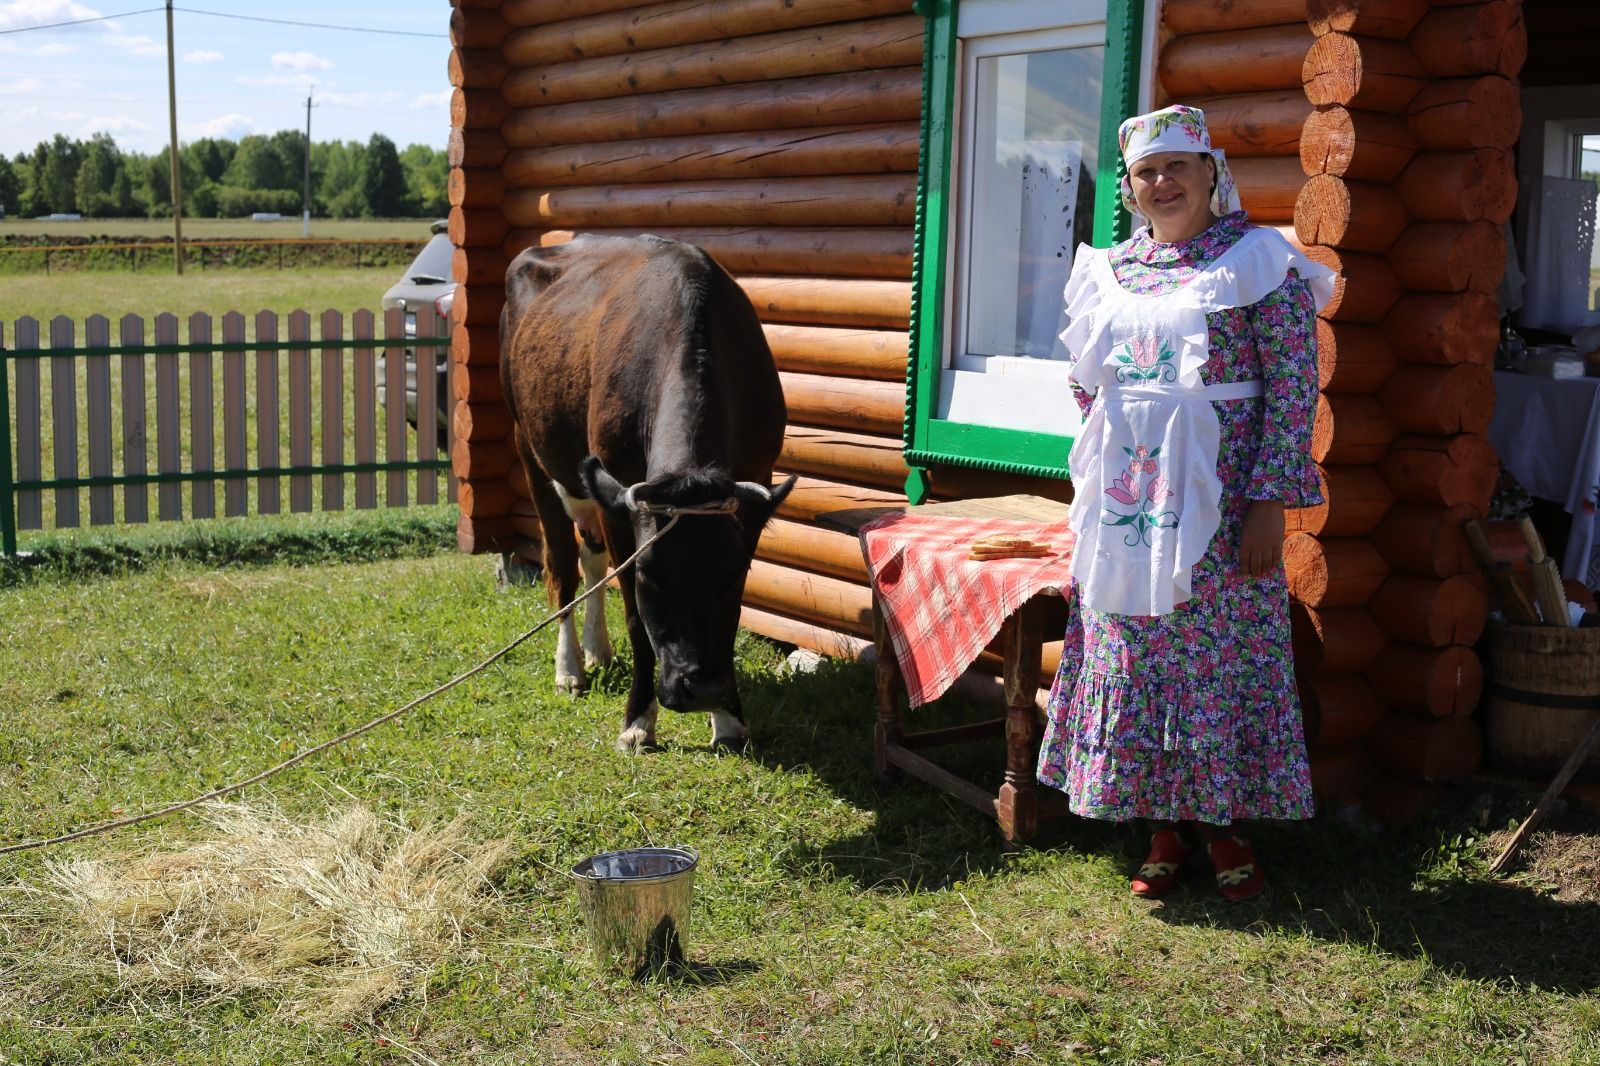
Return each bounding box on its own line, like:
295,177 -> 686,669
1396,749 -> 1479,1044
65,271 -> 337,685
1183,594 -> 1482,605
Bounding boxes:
449,0 -> 1524,819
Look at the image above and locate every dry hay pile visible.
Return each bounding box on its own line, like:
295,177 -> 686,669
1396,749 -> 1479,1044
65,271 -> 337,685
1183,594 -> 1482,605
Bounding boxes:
12,802 -> 510,1021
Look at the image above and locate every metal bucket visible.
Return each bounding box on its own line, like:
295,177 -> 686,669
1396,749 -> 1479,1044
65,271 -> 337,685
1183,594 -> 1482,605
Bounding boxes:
571,846 -> 698,978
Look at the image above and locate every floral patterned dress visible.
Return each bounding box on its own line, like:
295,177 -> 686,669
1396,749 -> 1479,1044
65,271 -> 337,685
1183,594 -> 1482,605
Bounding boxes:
1036,211 -> 1320,824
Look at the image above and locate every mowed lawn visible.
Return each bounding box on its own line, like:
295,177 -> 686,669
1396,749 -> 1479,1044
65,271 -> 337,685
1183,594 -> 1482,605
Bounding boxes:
1,525 -> 1597,1065
0,218 -> 434,242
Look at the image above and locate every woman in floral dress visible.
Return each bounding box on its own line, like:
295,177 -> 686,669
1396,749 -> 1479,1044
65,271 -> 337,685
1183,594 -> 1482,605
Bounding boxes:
1036,105 -> 1333,902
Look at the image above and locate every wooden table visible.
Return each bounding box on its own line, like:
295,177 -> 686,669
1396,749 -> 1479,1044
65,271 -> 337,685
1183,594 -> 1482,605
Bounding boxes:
858,495 -> 1073,845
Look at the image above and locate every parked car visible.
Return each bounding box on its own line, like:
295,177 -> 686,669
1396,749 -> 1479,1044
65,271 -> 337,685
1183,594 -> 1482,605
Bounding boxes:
378,219 -> 455,445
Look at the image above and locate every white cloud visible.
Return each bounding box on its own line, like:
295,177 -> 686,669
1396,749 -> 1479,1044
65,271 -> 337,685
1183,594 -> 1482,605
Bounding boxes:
102,32 -> 163,57
409,89 -> 450,110
0,77 -> 45,95
0,0 -> 101,32
237,72 -> 321,90
183,49 -> 223,64
184,113 -> 260,140
34,40 -> 76,55
319,90 -> 401,109
271,51 -> 331,72
79,113 -> 150,135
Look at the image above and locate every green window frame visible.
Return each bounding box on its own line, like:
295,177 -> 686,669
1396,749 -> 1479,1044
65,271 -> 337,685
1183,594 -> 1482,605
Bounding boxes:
903,0 -> 1145,502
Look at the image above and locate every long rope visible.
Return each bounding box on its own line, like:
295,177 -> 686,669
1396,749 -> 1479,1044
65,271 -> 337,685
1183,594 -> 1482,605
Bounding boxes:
0,507 -> 725,858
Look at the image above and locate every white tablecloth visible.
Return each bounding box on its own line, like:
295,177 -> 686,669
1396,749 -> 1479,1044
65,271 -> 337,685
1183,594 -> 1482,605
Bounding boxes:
1488,371 -> 1600,586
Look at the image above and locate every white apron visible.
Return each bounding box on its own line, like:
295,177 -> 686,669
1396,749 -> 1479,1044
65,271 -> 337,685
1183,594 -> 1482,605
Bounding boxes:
1060,227 -> 1335,617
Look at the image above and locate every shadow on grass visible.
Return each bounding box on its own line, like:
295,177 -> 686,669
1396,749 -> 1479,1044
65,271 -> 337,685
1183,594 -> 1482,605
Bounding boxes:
735,651 -> 1600,992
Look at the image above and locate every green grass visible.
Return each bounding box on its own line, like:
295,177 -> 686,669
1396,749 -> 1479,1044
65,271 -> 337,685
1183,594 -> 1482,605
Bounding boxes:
1,528 -> 1597,1064
0,219 -> 437,241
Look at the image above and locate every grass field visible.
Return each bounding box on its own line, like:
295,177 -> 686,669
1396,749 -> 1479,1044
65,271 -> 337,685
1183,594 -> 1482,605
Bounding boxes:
0,218 -> 437,242
0,522 -> 1597,1064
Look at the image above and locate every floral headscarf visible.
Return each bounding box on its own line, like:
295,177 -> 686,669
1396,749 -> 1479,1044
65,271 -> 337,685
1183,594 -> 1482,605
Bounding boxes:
1116,104 -> 1242,218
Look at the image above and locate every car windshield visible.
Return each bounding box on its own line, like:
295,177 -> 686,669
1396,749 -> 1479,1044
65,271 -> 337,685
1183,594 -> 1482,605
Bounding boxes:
407,233 -> 453,284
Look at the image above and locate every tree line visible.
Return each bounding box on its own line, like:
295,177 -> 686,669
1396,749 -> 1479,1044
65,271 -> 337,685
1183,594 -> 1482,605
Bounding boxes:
0,131 -> 448,220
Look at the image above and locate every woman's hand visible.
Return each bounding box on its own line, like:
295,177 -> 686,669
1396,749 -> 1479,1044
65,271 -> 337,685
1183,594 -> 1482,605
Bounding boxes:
1239,500 -> 1285,578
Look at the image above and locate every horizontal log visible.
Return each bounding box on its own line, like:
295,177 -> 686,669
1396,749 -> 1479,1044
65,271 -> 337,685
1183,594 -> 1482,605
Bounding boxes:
1379,432 -> 1498,509
1287,464 -> 1394,537
448,167 -> 505,209
1307,0 -> 1430,39
1159,25 -> 1315,98
1190,90 -> 1313,158
779,424 -> 907,491
502,68 -> 923,148
739,604 -> 872,660
774,473 -> 904,526
509,227 -> 914,280
1406,76 -> 1521,151
1366,713 -> 1482,782
501,15 -> 924,108
451,362 -> 504,404
1368,574 -> 1488,646
1302,33 -> 1426,111
927,466 -> 1072,506
742,276 -> 909,329
1381,291 -> 1498,367
1313,392 -> 1395,465
756,515 -> 870,583
447,285 -> 503,328
502,0 -> 640,27
1367,643 -> 1482,717
503,123 -> 919,188
504,457 -> 532,501
449,7 -> 507,49
1380,364 -> 1494,435
449,206 -> 510,250
451,323 -> 502,369
1372,503 -> 1477,578
449,47 -> 507,90
458,476 -> 516,518
763,324 -> 907,381
1302,246 -> 1402,323
451,435 -> 515,481
781,372 -> 903,436
448,127 -> 507,171
452,400 -> 515,443
1229,156 -> 1306,222
1299,106 -> 1416,182
451,88 -> 510,131
1294,174 -> 1408,253
1316,320 -> 1396,394
1360,779 -> 1447,823
1311,675 -> 1386,748
1291,603 -> 1387,674
452,247 -> 507,289
1395,148 -> 1516,223
1387,221 -> 1505,293
1162,0 -> 1308,35
502,174 -> 916,229
456,514 -> 516,555
1285,533 -> 1390,607
1308,744 -> 1376,809
1410,1 -> 1527,79
745,557 -> 875,637
502,0 -> 913,68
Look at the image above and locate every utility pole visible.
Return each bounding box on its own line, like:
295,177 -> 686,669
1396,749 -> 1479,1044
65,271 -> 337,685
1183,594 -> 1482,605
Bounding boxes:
302,90 -> 314,237
164,0 -> 184,275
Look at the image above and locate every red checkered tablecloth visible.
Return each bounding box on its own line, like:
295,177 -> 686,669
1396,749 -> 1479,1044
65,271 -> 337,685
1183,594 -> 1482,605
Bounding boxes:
858,511 -> 1075,708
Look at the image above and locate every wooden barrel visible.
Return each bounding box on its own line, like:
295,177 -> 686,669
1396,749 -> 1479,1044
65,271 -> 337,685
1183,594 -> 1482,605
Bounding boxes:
1483,622 -> 1600,783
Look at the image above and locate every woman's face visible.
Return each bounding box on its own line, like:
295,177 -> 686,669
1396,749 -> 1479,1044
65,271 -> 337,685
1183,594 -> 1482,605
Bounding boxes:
1128,150 -> 1215,238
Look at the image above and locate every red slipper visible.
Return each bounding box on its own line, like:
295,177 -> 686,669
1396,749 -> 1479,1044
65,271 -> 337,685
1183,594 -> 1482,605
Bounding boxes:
1207,835 -> 1265,902
1131,829 -> 1192,898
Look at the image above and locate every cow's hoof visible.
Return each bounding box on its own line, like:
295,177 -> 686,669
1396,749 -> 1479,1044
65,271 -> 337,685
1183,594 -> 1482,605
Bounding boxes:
584,649 -> 614,672
556,674 -> 587,697
710,711 -> 749,753
710,734 -> 750,754
616,724 -> 657,754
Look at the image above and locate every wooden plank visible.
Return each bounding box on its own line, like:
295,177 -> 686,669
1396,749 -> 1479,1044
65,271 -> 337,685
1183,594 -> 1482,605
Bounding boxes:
320,309 -> 345,512
119,314 -> 149,525
416,306 -> 441,506
12,317 -> 42,530
287,310 -> 313,513
49,317 -> 80,528
154,313 -> 182,521
84,315 -> 114,525
221,312 -> 248,516
512,226 -> 914,280
255,311 -> 281,515
352,309 -> 378,510
884,745 -> 1001,819
384,308 -> 409,507
189,312 -> 216,520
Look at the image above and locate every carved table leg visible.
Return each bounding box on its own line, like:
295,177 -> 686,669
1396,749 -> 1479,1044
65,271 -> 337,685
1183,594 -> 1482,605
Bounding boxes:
996,600 -> 1044,845
872,594 -> 904,781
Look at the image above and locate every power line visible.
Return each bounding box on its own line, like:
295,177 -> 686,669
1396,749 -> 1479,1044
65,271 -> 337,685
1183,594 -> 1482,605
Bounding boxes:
174,7 -> 448,39
0,8 -> 163,35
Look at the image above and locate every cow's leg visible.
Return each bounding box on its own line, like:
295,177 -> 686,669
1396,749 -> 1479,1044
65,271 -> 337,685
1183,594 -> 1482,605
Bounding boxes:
578,540 -> 614,671
710,694 -> 750,752
608,536 -> 661,754
525,470 -> 585,696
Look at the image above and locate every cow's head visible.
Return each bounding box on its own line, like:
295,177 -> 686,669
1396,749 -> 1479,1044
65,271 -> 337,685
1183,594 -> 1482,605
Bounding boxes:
582,457 -> 795,711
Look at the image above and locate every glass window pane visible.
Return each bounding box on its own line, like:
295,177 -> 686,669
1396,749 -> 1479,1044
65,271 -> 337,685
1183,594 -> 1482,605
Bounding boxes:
964,45 -> 1104,361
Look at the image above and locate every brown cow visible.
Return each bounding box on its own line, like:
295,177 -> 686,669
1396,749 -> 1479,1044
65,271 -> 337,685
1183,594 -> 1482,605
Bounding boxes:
499,235 -> 792,752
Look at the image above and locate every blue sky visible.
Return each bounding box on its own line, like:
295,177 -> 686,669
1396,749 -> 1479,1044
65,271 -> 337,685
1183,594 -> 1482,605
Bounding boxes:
0,0 -> 452,156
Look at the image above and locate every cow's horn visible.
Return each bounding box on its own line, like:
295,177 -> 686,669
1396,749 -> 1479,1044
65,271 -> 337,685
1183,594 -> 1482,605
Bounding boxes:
734,481 -> 772,501
622,484 -> 643,512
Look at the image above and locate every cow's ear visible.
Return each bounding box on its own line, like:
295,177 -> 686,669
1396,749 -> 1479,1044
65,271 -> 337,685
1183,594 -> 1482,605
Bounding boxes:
733,474 -> 797,527
581,456 -> 632,518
